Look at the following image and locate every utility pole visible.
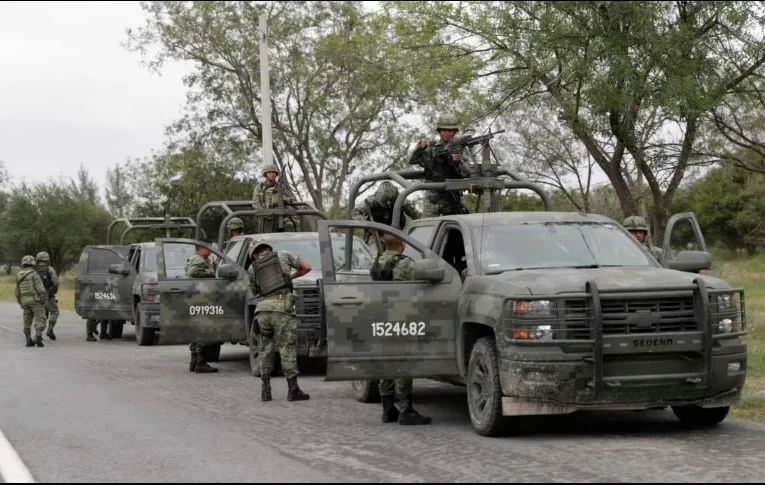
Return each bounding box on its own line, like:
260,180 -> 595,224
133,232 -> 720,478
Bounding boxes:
259,15 -> 272,170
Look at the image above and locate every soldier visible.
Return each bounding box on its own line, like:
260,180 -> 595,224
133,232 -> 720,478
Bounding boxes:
409,112 -> 472,217
352,181 -> 421,255
371,234 -> 432,425
35,251 -> 59,340
248,239 -> 311,402
184,242 -> 220,374
223,217 -> 246,252
15,255 -> 47,348
622,216 -> 662,260
253,165 -> 297,232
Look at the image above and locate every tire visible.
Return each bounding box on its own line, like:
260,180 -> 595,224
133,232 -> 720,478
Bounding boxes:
202,343 -> 222,363
672,405 -> 730,427
135,304 -> 156,346
109,320 -> 124,339
467,336 -> 518,437
351,380 -> 381,403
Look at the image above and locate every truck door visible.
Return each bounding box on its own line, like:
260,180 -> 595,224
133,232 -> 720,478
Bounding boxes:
660,212 -> 709,269
317,220 -> 461,381
153,238 -> 248,345
75,245 -> 131,320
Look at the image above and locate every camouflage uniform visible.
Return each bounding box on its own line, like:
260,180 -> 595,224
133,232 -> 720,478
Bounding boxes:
253,165 -> 297,232
623,216 -> 662,261
409,113 -> 471,217
185,252 -> 219,374
371,250 -> 431,425
15,255 -> 47,348
223,217 -> 245,252
35,251 -> 59,340
352,182 -> 421,256
248,240 -> 310,402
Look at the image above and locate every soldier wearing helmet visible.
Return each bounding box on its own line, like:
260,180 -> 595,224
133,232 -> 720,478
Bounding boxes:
623,215 -> 662,261
35,251 -> 59,340
253,165 -> 298,232
184,240 -> 221,374
351,182 -> 421,255
15,255 -> 47,347
409,112 -> 472,217
248,239 -> 311,403
223,217 -> 246,252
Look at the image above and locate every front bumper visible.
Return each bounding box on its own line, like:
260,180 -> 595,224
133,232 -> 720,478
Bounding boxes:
498,349 -> 747,416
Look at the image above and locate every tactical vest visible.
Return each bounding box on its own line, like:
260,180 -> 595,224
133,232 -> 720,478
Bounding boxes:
367,201 -> 406,229
16,269 -> 38,298
253,251 -> 292,297
370,254 -> 406,281
37,267 -> 53,290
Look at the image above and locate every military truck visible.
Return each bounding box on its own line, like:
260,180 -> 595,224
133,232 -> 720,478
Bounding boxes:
149,200 -> 374,375
319,170 -> 747,436
73,216 -> 202,348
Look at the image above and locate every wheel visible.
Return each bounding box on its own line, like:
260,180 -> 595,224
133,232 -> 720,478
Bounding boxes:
202,343 -> 222,363
351,380 -> 381,403
109,320 -> 124,339
467,336 -> 518,437
135,304 -> 156,346
672,405 -> 730,427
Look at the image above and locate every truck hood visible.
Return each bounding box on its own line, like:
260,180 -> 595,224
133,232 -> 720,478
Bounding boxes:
484,266 -> 730,295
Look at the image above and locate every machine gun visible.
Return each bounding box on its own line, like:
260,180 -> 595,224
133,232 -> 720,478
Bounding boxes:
430,128 -> 506,161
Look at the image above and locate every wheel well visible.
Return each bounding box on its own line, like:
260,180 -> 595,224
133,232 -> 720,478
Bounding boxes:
462,322 -> 495,369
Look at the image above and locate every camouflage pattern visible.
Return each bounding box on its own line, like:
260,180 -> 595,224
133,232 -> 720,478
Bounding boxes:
185,254 -> 216,278
227,217 -> 245,231
319,212 -> 746,431
409,138 -> 471,217
372,250 -> 415,281
622,216 -> 662,260
15,265 -> 47,338
36,263 -> 60,328
435,112 -> 459,132
249,249 -> 305,380
351,195 -> 421,229
74,245 -> 133,321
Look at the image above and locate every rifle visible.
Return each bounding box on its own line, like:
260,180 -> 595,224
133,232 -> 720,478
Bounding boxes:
430,128 -> 506,161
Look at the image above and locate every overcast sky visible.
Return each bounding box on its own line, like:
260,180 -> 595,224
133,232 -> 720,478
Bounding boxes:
0,1 -> 191,196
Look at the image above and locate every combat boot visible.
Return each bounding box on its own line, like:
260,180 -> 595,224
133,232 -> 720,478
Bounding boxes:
194,359 -> 218,374
286,377 -> 310,401
46,325 -> 56,340
189,352 -> 197,372
261,377 -> 272,402
99,321 -> 111,340
35,335 -> 44,348
381,395 -> 400,423
398,399 -> 431,425
24,330 -> 33,347
86,320 -> 97,341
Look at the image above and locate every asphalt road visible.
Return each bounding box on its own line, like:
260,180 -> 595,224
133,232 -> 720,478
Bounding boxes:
1,303 -> 765,483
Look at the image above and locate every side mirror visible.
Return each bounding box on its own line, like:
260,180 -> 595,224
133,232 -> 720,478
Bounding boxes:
667,250 -> 712,274
413,258 -> 444,283
108,263 -> 131,276
217,263 -> 240,280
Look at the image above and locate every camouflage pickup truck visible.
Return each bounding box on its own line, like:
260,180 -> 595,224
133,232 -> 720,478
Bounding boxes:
321,184 -> 747,436
74,216 -> 201,347
148,202 -> 374,375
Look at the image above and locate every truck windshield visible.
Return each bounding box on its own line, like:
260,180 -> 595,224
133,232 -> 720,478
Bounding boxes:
141,245 -> 197,275
472,222 -> 656,274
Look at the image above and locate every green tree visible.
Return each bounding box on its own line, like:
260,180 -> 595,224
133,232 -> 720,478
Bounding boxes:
125,1 -> 422,214
383,1 -> 765,241
105,163 -> 134,218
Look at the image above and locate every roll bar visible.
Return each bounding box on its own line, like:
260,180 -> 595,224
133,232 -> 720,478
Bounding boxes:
217,208 -> 329,248
194,200 -> 318,239
107,217 -> 201,245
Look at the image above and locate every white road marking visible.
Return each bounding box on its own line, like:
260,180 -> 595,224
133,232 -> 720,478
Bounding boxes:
0,427 -> 35,483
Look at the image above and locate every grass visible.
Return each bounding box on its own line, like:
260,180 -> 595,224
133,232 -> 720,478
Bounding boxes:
0,271 -> 76,313
0,258 -> 762,424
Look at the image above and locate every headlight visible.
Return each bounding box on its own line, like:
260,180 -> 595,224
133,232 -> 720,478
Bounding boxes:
714,293 -> 741,333
505,300 -> 556,341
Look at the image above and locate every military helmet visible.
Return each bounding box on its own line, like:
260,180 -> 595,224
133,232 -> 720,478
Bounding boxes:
21,255 -> 36,266
435,112 -> 459,133
262,165 -> 279,176
227,217 -> 244,230
623,215 -> 649,232
36,251 -> 50,262
375,181 -> 399,206
250,239 -> 273,254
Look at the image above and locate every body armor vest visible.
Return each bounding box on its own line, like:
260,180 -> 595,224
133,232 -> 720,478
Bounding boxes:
253,251 -> 292,297
368,201 -> 405,229
370,254 -> 406,281
37,267 -> 53,296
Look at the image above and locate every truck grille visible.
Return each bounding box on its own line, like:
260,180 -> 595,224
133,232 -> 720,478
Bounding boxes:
562,296 -> 698,339
294,286 -> 322,326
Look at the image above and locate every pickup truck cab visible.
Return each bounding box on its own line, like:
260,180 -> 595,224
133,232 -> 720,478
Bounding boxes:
318,211 -> 747,436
